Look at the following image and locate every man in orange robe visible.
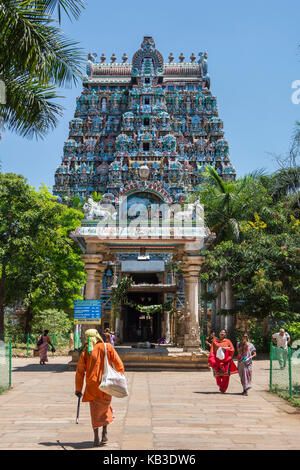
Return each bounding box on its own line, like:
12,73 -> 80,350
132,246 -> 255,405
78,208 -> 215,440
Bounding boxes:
75,329 -> 125,446
208,329 -> 238,393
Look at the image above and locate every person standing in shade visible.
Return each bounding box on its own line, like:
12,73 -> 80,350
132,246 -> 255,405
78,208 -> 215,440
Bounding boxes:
103,328 -> 111,344
75,329 -> 125,446
237,333 -> 257,396
272,328 -> 290,369
37,330 -> 54,365
205,331 -> 215,351
109,330 -> 115,347
208,329 -> 238,393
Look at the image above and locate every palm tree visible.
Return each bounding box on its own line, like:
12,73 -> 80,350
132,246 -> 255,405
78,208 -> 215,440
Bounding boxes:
198,166 -> 255,341
201,166 -> 253,243
272,123 -> 300,207
0,0 -> 85,139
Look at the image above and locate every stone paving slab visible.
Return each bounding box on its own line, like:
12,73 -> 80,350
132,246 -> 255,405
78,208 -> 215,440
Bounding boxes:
0,356 -> 299,450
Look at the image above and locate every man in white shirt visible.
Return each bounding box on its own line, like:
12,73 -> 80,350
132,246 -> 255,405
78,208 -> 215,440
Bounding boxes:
272,329 -> 290,369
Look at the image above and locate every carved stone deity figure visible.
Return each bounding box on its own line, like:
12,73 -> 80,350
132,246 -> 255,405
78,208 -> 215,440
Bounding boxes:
83,197 -> 117,221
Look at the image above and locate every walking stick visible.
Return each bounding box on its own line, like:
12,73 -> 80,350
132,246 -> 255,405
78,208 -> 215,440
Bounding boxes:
76,395 -> 81,424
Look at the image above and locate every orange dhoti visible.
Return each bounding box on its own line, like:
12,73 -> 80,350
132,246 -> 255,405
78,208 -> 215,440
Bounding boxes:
89,395 -> 114,429
75,341 -> 125,430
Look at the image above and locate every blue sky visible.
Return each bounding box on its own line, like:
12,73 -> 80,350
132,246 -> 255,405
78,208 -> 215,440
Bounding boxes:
1,0 -> 300,190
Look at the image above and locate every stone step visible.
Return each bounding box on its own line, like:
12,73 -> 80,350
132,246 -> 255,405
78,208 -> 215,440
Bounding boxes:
68,346 -> 209,371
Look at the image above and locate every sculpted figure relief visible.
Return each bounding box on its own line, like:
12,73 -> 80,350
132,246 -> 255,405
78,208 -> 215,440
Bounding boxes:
83,198 -> 117,221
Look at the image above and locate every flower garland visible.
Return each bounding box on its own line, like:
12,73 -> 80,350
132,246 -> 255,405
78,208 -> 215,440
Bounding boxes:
125,299 -> 175,316
110,277 -> 176,317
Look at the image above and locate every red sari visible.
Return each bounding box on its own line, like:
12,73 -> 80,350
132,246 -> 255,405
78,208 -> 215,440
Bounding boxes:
208,338 -> 238,392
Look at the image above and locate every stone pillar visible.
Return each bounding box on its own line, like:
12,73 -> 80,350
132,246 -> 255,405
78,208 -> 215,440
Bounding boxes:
69,253 -> 106,369
176,269 -> 189,347
181,255 -> 205,352
81,253 -> 106,341
215,283 -> 221,332
115,314 -> 120,338
224,279 -> 236,343
211,281 -> 217,333
220,284 -> 226,330
163,310 -> 171,343
119,316 -> 124,343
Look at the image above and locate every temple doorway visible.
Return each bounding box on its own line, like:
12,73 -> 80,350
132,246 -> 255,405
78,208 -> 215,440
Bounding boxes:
122,291 -> 162,342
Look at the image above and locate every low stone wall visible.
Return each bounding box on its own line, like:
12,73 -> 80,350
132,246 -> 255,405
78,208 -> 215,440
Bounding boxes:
68,346 -> 209,371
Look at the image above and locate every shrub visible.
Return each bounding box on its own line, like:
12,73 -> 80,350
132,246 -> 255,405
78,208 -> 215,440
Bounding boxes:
31,309 -> 73,342
236,319 -> 271,352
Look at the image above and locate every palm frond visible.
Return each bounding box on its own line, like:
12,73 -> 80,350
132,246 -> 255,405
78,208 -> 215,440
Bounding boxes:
205,165 -> 227,194
0,71 -> 63,139
245,168 -> 267,179
32,0 -> 85,23
0,0 -> 85,86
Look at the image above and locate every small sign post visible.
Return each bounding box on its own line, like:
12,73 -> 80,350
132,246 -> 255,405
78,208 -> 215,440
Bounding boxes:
74,300 -> 102,325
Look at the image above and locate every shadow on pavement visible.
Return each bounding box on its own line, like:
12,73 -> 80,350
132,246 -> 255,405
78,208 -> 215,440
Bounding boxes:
193,391 -> 242,395
39,440 -> 105,450
12,363 -> 69,373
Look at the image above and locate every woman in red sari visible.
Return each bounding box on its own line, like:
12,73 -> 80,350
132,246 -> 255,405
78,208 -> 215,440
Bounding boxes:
208,329 -> 238,393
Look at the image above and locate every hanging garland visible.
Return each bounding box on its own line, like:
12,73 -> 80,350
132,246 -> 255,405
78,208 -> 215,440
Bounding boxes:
110,277 -> 177,317
125,299 -> 175,316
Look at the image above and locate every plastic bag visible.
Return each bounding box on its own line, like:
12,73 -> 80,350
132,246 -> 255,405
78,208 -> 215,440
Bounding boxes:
216,347 -> 225,360
99,343 -> 128,398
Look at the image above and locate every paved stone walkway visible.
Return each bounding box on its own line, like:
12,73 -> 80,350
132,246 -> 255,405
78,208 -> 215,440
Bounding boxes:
0,356 -> 300,450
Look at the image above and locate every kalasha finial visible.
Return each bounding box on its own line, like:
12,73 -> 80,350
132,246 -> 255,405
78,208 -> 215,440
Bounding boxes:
111,53 -> 116,63
179,52 -> 185,63
100,53 -> 106,63
168,52 -> 174,63
122,53 -> 128,63
190,52 -> 196,62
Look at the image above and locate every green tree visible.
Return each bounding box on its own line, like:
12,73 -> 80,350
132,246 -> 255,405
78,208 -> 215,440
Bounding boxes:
0,173 -> 86,339
197,166 -> 300,341
31,308 -> 73,338
110,277 -> 132,330
199,170 -> 300,346
196,167 -> 269,339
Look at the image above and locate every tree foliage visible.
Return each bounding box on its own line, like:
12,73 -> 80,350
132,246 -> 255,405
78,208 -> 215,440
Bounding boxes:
0,173 -> 86,338
197,165 -> 300,323
0,0 -> 85,138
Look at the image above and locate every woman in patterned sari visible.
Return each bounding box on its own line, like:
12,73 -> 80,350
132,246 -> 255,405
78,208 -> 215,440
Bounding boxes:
37,330 -> 53,365
237,333 -> 256,396
208,329 -> 238,393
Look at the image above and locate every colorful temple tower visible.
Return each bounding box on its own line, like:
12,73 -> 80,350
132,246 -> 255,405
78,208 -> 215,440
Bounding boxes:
53,36 -> 235,203
54,37 -> 235,348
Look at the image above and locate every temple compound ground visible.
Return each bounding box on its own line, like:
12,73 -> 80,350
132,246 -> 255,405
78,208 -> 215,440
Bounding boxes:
0,356 -> 300,450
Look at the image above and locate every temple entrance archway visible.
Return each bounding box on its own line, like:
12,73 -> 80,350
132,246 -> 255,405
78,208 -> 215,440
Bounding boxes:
122,292 -> 162,342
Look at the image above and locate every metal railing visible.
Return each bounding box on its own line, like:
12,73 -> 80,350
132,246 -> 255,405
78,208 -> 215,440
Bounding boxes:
270,343 -> 300,401
0,341 -> 12,392
74,332 -> 82,350
7,333 -> 66,358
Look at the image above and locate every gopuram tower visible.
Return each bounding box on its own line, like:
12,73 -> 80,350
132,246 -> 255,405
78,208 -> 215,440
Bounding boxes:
54,36 -> 235,202
54,37 -> 236,353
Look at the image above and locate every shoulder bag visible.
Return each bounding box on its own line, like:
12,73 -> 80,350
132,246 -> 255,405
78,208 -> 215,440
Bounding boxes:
99,343 -> 128,398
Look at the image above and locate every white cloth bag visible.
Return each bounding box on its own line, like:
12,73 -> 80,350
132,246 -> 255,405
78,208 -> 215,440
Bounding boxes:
99,343 -> 128,398
216,347 -> 225,360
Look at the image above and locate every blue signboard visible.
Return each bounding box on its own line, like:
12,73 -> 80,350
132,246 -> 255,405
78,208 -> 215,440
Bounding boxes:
74,300 -> 101,324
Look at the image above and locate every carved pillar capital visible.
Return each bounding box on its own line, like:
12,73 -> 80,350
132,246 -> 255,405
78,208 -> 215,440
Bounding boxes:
81,252 -> 107,300
81,258 -> 107,342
